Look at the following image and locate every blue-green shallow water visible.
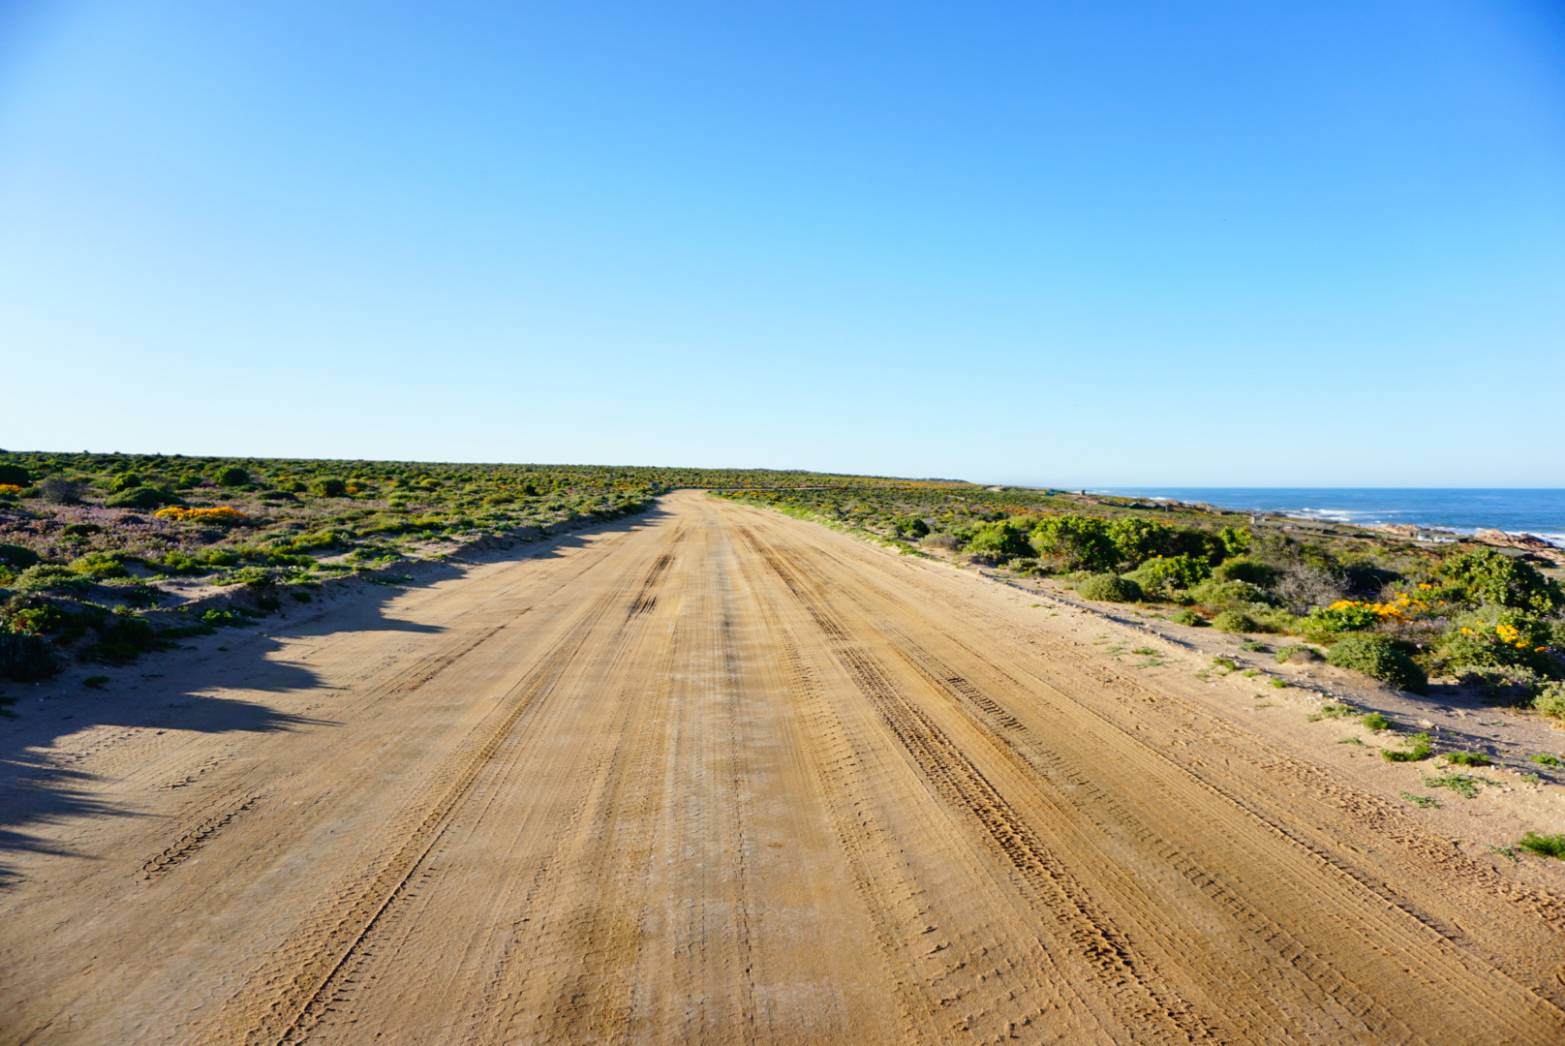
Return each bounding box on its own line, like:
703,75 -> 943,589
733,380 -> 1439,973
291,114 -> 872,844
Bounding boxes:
1094,489 -> 1565,548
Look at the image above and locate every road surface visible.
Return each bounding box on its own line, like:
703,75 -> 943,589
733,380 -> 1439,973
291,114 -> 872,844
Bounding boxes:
3,491 -> 1564,1042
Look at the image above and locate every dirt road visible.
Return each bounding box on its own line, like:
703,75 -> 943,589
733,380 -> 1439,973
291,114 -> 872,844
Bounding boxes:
4,491 -> 1565,1042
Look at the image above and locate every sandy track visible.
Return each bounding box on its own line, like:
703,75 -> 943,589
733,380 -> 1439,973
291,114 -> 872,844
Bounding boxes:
3,491 -> 1564,1042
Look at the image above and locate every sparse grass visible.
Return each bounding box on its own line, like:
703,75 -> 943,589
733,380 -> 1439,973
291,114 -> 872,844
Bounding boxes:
1339,736 -> 1366,746
1401,792 -> 1439,808
1241,668 -> 1261,678
1529,753 -> 1562,768
1210,656 -> 1238,673
1518,832 -> 1565,859
1443,750 -> 1493,767
1383,732 -> 1435,762
1423,772 -> 1481,798
1130,646 -> 1157,656
1489,844 -> 1520,863
1309,702 -> 1356,722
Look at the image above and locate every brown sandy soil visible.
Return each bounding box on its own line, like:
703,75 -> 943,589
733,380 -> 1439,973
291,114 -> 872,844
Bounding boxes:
3,490 -> 1565,1043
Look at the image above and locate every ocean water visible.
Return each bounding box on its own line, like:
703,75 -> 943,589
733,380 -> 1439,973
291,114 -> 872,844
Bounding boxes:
1096,488 -> 1565,547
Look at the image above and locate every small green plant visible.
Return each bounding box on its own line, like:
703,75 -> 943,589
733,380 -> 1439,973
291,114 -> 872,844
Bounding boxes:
1443,750 -> 1493,767
1326,633 -> 1428,693
1212,609 -> 1260,634
1268,677 -> 1287,688
1240,639 -> 1270,653
1168,607 -> 1205,626
1076,573 -> 1142,603
1275,644 -> 1322,664
1518,832 -> 1565,859
1360,712 -> 1391,732
1383,732 -> 1434,762
1532,682 -> 1565,722
1528,753 -> 1562,767
1400,792 -> 1439,808
1339,736 -> 1366,746
84,674 -> 109,689
1309,702 -> 1356,721
1489,844 -> 1520,863
1423,772 -> 1481,798
1210,656 -> 1238,674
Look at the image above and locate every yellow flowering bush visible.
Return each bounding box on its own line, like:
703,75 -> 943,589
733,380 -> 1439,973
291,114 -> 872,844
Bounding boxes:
153,506 -> 248,526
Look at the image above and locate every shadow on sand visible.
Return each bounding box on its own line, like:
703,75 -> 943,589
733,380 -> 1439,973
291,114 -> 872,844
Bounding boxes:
0,504 -> 672,887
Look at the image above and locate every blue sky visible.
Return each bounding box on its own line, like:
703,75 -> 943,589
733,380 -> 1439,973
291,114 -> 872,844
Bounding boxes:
3,2 -> 1562,486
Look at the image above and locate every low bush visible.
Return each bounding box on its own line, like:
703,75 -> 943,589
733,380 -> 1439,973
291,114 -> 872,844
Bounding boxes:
964,520 -> 1034,562
0,630 -> 58,681
106,485 -> 181,510
1212,556 -> 1278,587
216,466 -> 251,487
1168,607 -> 1205,627
1125,554 -> 1210,600
0,463 -> 31,486
68,551 -> 132,580
14,565 -> 92,594
1520,832 -> 1565,859
1030,515 -> 1116,571
0,543 -> 41,570
1188,578 -> 1273,609
1440,548 -> 1563,614
1076,573 -> 1142,603
1533,682 -> 1565,721
1275,643 -> 1323,664
1298,601 -> 1380,643
313,477 -> 349,497
1212,609 -> 1259,633
1383,732 -> 1435,762
1327,633 -> 1428,693
39,476 -> 87,504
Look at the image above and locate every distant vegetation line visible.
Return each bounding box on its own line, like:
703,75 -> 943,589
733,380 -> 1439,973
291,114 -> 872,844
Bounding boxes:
717,485 -> 1565,723
0,449 -> 965,691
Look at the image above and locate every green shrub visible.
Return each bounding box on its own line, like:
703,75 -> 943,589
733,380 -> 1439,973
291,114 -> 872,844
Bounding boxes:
1107,517 -> 1177,567
0,463 -> 32,486
0,543 -> 40,570
1360,711 -> 1391,731
1275,643 -> 1322,663
106,485 -> 180,510
892,515 -> 930,540
1030,515 -> 1116,571
1383,732 -> 1434,762
1218,525 -> 1251,557
1188,577 -> 1273,609
1519,832 -> 1565,859
1327,633 -> 1428,693
14,565 -> 91,593
964,520 -> 1033,561
68,551 -> 132,580
86,615 -> 162,664
0,630 -> 58,681
1212,609 -> 1259,633
1212,556 -> 1277,587
313,477 -> 349,498
1440,548 -> 1563,614
110,472 -> 145,492
1435,607 -> 1555,682
1443,750 -> 1493,767
216,466 -> 251,487
1126,554 -> 1210,600
1299,602 -> 1380,642
1168,607 -> 1205,626
1076,573 -> 1142,603
1533,682 -> 1565,721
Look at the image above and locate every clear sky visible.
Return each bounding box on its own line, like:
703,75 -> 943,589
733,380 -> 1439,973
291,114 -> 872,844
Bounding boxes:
3,2 -> 1562,486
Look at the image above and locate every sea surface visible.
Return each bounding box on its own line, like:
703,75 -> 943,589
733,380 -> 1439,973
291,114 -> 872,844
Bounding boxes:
1096,488 -> 1565,548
